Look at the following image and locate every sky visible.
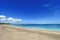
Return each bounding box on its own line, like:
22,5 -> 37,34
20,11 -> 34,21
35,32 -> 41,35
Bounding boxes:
0,0 -> 60,24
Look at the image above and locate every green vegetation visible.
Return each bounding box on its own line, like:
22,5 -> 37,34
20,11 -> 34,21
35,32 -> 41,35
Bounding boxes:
0,23 -> 10,25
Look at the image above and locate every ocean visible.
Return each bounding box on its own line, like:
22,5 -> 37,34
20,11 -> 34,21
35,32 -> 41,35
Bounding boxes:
11,24 -> 60,31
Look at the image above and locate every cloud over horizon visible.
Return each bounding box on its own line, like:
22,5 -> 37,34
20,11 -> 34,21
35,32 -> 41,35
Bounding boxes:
0,15 -> 22,23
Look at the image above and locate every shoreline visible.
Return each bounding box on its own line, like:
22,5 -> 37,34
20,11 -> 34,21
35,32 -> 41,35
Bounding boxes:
10,24 -> 60,32
0,24 -> 60,40
2,25 -> 60,34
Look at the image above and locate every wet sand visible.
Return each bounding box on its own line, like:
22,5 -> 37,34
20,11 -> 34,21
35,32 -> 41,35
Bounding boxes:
0,25 -> 60,40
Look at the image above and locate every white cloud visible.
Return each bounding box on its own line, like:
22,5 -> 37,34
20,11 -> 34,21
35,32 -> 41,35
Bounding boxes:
8,17 -> 22,23
0,15 -> 6,19
0,15 -> 22,23
0,15 -> 6,22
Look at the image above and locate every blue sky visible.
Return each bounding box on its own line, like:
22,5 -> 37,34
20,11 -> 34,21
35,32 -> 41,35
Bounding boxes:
0,0 -> 60,24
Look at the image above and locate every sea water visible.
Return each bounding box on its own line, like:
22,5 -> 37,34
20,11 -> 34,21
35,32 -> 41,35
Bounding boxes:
11,24 -> 60,31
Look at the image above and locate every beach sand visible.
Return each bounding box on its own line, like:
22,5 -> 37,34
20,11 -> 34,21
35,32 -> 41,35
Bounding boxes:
0,25 -> 60,40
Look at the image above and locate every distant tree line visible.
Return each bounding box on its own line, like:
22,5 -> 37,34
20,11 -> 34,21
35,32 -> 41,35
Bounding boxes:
0,23 -> 10,24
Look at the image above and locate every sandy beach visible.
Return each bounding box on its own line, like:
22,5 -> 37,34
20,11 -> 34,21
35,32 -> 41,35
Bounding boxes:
0,25 -> 60,40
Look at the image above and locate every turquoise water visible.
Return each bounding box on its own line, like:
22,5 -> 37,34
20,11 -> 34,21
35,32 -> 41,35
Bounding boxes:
11,24 -> 60,31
